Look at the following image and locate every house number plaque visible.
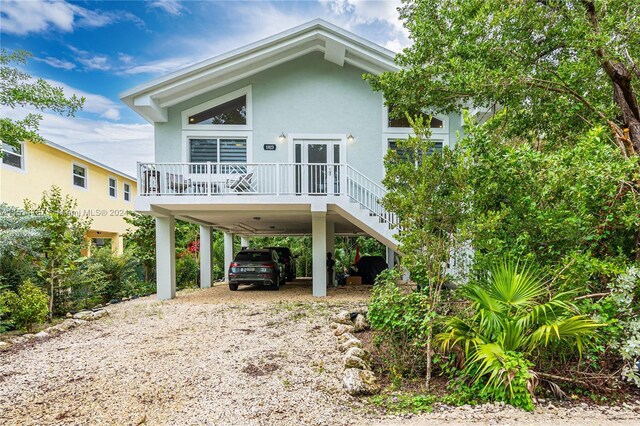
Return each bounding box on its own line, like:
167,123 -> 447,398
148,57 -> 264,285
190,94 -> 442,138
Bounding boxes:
263,144 -> 277,151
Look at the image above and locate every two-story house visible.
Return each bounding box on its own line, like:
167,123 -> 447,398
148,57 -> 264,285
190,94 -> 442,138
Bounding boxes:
121,19 -> 463,299
0,139 -> 137,254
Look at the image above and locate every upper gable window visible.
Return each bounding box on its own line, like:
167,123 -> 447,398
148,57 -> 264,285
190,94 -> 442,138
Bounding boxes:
387,105 -> 444,129
188,95 -> 246,125
182,86 -> 252,130
1,141 -> 24,169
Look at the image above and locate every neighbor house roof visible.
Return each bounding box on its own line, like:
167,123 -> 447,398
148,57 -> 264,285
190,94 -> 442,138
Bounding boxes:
45,140 -> 136,181
120,19 -> 399,123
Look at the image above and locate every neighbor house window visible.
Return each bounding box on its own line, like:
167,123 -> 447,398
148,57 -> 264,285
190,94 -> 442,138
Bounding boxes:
108,177 -> 117,198
188,95 -> 246,125
73,164 -> 87,188
189,138 -> 247,173
1,142 -> 24,169
387,105 -> 444,129
123,183 -> 131,201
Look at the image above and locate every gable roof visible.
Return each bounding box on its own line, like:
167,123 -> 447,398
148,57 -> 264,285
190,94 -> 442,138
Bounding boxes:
44,140 -> 136,181
120,19 -> 399,124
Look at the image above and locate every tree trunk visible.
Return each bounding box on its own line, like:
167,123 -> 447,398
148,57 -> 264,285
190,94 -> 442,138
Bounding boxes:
49,259 -> 54,322
425,325 -> 433,393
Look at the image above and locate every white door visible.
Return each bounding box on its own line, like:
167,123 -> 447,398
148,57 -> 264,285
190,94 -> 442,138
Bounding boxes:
294,140 -> 342,195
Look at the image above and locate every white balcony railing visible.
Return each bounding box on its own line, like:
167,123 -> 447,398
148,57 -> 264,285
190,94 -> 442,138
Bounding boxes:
137,162 -> 398,226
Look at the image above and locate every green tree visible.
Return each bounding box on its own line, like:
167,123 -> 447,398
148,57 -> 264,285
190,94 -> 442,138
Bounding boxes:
1,280 -> 49,333
368,0 -> 640,256
124,212 -> 156,283
24,186 -> 90,319
381,116 -> 469,390
0,49 -> 84,149
0,203 -> 45,256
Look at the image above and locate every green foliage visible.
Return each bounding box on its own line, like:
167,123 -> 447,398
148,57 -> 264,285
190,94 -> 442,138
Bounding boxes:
0,49 -> 84,149
176,253 -> 199,289
367,0 -> 640,156
124,212 -> 156,283
24,186 -> 90,317
0,280 -> 49,332
369,393 -> 436,414
85,247 -> 140,302
438,260 -> 602,409
0,203 -> 45,256
369,270 -> 434,385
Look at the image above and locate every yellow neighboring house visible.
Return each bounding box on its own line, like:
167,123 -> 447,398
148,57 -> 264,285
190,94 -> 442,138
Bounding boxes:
0,139 -> 137,255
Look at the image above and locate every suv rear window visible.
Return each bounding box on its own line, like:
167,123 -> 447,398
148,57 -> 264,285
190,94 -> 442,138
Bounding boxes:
234,251 -> 272,262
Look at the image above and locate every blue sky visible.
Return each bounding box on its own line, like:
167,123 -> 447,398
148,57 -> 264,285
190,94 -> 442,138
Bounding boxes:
1,0 -> 408,175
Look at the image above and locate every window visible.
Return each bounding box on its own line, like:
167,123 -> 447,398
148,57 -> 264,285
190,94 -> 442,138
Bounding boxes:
387,105 -> 444,129
73,164 -> 87,188
388,139 -> 443,165
108,177 -> 117,198
188,95 -> 246,125
189,138 -> 247,173
124,183 -> 131,201
1,142 -> 24,169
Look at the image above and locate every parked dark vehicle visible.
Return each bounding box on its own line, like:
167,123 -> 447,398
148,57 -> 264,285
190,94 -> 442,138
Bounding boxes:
264,246 -> 297,282
352,256 -> 388,284
228,249 -> 285,291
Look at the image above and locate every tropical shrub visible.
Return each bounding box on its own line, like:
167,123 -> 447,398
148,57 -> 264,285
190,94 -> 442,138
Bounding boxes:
176,253 -> 199,289
84,247 -> 140,302
1,280 -> 49,332
438,260 -> 602,410
369,270 -> 434,386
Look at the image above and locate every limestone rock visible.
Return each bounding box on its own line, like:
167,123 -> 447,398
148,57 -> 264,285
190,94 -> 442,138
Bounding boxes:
0,341 -> 9,348
344,347 -> 371,363
344,354 -> 370,370
352,307 -> 368,315
337,332 -> 357,344
338,337 -> 363,353
34,331 -> 49,339
333,324 -> 355,337
352,314 -> 369,332
343,368 -> 380,395
331,310 -> 353,325
65,312 -> 73,318
10,336 -> 27,345
91,309 -> 108,320
73,310 -> 93,320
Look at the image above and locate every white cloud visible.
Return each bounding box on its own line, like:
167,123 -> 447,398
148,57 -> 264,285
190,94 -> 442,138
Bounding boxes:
0,0 -> 143,36
148,0 -> 187,16
35,56 -> 76,70
4,106 -> 153,176
37,77 -> 122,121
68,46 -> 111,71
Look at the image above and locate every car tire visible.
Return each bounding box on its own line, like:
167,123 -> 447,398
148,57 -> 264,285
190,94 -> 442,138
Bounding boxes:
229,283 -> 238,291
273,276 -> 280,291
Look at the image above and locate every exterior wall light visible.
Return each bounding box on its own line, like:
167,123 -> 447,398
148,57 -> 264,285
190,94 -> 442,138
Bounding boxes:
278,132 -> 287,143
347,133 -> 355,143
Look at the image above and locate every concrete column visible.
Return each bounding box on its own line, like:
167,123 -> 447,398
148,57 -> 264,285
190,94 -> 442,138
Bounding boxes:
200,225 -> 212,288
156,216 -> 176,300
111,234 -> 124,256
312,212 -> 327,297
326,220 -> 335,287
223,232 -> 234,283
386,247 -> 396,270
240,235 -> 250,250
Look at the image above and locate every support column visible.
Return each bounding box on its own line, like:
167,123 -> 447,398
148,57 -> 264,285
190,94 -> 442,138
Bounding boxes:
240,236 -> 250,250
326,220 -> 335,287
156,216 -> 176,300
312,212 -> 327,297
386,247 -> 396,270
223,232 -> 234,283
112,234 -> 124,256
200,225 -> 212,288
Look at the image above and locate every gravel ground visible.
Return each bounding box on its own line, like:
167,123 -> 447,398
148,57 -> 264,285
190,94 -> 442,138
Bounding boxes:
1,280 -> 639,426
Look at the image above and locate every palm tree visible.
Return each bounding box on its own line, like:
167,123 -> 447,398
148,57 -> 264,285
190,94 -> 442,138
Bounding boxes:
437,260 -> 602,408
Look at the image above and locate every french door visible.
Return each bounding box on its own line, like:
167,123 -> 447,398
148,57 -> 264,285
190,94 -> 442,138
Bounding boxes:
294,139 -> 342,195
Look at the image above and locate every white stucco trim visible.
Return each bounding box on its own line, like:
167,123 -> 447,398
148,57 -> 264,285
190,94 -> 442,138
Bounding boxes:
71,161 -> 89,191
181,130 -> 253,163
382,104 -> 450,135
181,85 -> 252,131
287,133 -> 347,165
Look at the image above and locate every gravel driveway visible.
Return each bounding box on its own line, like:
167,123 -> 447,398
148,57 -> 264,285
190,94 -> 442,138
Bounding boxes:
1,280 -> 639,425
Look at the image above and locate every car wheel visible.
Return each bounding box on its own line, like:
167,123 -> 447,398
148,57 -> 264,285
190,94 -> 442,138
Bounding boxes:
273,276 -> 280,291
229,283 -> 238,291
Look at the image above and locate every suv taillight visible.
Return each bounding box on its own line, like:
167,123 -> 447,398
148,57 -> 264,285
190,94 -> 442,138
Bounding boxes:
230,262 -> 240,268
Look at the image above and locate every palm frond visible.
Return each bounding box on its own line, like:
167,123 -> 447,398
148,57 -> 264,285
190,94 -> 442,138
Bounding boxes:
529,315 -> 602,354
486,260 -> 545,309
